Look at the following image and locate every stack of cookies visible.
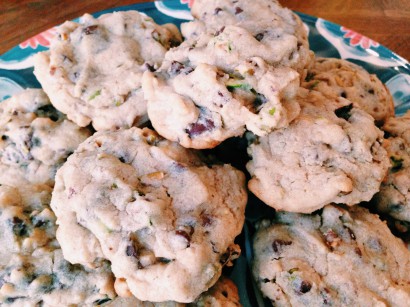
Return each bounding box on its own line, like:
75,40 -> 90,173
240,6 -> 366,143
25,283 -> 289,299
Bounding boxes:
1,0 -> 409,306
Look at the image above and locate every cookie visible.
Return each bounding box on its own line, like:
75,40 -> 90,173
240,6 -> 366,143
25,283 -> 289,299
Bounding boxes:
34,11 -> 181,131
302,57 -> 394,126
373,111 -> 410,223
121,277 -> 241,306
50,127 -> 247,302
0,184 -> 57,266
0,89 -> 91,186
0,184 -> 118,306
252,204 -> 410,307
186,0 -> 313,76
247,88 -> 389,213
192,276 -> 241,307
143,58 -> 300,149
0,250 -> 117,306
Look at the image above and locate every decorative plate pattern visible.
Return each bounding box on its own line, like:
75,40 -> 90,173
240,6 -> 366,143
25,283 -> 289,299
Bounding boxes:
1,1 -> 409,306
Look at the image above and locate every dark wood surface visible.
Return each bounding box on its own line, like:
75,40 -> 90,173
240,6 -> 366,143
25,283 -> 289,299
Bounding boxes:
1,0 -> 409,60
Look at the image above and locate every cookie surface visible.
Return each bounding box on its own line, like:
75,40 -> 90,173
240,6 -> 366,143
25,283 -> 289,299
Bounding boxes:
373,111 -> 410,223
302,57 -> 394,126
142,0 -> 314,149
0,89 -> 91,186
187,0 -> 312,76
143,59 -> 300,149
252,205 -> 410,307
51,127 -> 247,302
34,11 -> 181,131
247,88 -> 389,213
125,276 -> 241,307
0,184 -> 118,306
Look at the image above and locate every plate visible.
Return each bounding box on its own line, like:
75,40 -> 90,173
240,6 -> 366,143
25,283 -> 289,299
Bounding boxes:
0,1 -> 409,306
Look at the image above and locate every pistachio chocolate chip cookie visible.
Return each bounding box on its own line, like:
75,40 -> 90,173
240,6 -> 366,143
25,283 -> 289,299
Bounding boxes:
186,0 -> 313,76
0,250 -> 117,306
247,88 -> 389,213
303,57 -> 394,126
252,205 -> 410,307
143,58 -> 300,149
51,127 -> 247,302
373,111 -> 410,224
34,11 -> 181,131
0,89 -> 91,186
0,184 -> 118,306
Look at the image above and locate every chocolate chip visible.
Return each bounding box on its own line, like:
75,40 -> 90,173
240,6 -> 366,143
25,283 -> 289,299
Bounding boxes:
185,119 -> 215,137
156,257 -> 172,264
340,91 -> 347,98
299,281 -> 312,294
94,298 -> 112,305
126,245 -> 138,258
144,63 -> 156,72
255,33 -> 264,41
68,187 -> 76,199
176,229 -> 191,247
334,103 -> 353,121
169,61 -> 194,76
36,104 -> 61,122
305,72 -> 315,82
1,135 -> 8,140
10,217 -> 29,237
169,38 -> 180,48
355,247 -> 362,257
368,88 -> 375,94
118,156 -> 126,163
214,26 -> 225,36
253,93 -> 268,112
272,239 -> 292,253
200,212 -> 213,227
214,7 -> 222,14
83,25 -> 98,35
235,7 -> 243,14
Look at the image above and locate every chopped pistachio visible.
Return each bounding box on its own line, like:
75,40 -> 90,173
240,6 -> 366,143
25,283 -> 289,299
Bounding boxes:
111,183 -> 118,189
309,80 -> 320,90
305,71 -> 315,82
226,83 -> 253,92
269,108 -> 276,116
88,90 -> 101,101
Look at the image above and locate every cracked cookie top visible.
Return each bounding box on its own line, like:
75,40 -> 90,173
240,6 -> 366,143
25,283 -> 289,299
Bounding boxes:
51,127 -> 247,302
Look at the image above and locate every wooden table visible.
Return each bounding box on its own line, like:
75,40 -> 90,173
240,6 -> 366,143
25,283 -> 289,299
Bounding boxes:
1,0 -> 409,61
